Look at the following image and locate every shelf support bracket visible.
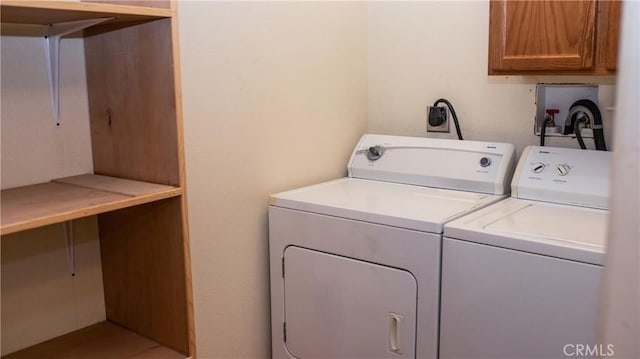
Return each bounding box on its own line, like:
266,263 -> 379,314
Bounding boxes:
44,18 -> 111,127
62,221 -> 75,277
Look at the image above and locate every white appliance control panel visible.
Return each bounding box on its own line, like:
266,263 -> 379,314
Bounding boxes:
512,146 -> 611,209
347,134 -> 516,195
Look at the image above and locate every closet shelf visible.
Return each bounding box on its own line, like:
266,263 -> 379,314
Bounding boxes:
1,321 -> 187,359
0,1 -> 172,26
1,174 -> 182,235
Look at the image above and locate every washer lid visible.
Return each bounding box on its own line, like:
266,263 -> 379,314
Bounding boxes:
270,178 -> 506,233
444,198 -> 608,265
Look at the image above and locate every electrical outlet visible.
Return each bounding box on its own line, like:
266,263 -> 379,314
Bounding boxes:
427,106 -> 450,133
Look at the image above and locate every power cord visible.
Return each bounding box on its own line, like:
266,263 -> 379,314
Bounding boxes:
433,98 -> 463,140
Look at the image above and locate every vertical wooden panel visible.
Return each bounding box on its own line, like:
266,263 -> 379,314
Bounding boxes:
166,7 -> 197,355
84,18 -> 180,186
98,197 -> 189,355
83,0 -> 195,356
597,0 -> 621,71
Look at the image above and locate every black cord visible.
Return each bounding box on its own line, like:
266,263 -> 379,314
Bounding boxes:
433,98 -> 463,140
574,116 -> 588,150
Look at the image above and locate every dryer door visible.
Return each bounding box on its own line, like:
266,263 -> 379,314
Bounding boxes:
283,246 -> 417,358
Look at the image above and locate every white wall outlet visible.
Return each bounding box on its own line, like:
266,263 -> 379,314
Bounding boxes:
535,84 -> 599,138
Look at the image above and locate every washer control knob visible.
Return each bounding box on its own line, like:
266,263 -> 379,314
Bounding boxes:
366,145 -> 384,161
556,164 -> 570,176
479,157 -> 491,167
532,163 -> 545,173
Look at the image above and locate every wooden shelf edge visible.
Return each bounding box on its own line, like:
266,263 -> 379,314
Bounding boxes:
1,174 -> 182,236
1,1 -> 172,26
488,68 -> 617,76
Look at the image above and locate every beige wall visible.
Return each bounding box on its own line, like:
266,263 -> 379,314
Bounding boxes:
177,2 -> 368,358
0,24 -> 104,355
367,1 -> 616,155
1,24 -> 93,189
177,2 -> 628,358
1,218 -> 105,355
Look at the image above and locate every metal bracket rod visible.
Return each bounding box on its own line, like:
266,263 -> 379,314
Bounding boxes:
62,221 -> 75,277
44,18 -> 111,127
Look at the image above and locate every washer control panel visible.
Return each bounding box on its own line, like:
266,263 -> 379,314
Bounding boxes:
513,146 -> 611,209
348,134 -> 516,195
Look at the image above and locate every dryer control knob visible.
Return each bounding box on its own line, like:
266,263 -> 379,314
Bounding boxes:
532,163 -> 545,173
556,164 -> 570,176
479,157 -> 491,167
367,145 -> 384,161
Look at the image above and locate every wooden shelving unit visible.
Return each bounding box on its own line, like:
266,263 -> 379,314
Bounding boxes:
1,1 -> 194,358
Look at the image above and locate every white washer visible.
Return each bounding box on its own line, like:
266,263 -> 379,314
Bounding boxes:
269,134 -> 516,359
440,146 -> 611,359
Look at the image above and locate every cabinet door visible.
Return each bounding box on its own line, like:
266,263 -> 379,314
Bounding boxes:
489,0 -> 597,73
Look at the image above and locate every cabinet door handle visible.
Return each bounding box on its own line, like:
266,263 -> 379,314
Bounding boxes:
388,313 -> 403,354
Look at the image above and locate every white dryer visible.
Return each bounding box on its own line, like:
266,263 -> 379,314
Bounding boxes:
440,146 -> 611,359
268,134 -> 516,359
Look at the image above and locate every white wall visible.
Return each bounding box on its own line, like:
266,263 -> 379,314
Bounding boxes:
0,24 -> 104,355
367,1 -> 616,155
177,2 -> 368,358
599,1 -> 640,356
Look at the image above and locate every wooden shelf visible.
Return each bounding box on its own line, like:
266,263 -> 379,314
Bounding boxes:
1,174 -> 182,235
1,321 -> 187,359
0,1 -> 172,26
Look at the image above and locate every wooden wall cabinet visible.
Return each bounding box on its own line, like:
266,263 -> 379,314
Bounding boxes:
488,0 -> 621,75
1,1 -> 195,358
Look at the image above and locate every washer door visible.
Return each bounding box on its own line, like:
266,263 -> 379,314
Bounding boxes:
283,246 -> 417,358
